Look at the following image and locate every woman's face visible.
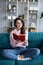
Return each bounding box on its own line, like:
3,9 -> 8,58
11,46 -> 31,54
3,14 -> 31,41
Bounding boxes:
15,20 -> 23,29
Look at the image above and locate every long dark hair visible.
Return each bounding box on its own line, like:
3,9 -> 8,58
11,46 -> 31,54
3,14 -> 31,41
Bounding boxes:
14,18 -> 25,34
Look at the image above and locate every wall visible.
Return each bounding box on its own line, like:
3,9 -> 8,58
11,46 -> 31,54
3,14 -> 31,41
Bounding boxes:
38,0 -> 43,32
0,0 -> 7,33
0,0 -> 43,33
0,0 -> 29,33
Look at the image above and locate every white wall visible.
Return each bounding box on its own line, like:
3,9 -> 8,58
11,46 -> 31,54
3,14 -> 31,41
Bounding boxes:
0,0 -> 7,33
0,0 -> 43,33
38,0 -> 43,32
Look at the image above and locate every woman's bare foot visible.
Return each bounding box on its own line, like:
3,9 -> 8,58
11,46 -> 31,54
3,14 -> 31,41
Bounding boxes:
22,57 -> 32,60
17,55 -> 32,60
18,55 -> 24,60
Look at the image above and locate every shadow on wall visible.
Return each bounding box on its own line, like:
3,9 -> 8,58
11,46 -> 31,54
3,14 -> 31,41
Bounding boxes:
39,18 -> 43,32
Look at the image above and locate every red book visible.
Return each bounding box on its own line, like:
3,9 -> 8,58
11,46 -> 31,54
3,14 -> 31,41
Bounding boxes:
13,33 -> 25,42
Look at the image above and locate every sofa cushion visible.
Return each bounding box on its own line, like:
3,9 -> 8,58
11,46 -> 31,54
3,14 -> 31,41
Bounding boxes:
15,53 -> 43,65
0,60 -> 15,65
0,49 -> 3,59
27,32 -> 43,49
0,33 -> 11,49
40,47 -> 43,53
0,32 -> 43,49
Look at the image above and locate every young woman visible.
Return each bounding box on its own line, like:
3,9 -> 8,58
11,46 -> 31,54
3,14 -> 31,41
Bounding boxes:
2,18 -> 40,60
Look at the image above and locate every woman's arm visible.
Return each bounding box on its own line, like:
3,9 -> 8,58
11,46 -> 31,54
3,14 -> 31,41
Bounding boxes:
10,31 -> 21,47
10,30 -> 20,48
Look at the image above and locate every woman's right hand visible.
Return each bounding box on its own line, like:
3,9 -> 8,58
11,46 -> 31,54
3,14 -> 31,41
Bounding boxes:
16,40 -> 21,44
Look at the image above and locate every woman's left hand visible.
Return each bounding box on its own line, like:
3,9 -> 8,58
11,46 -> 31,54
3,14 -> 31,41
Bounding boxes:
23,40 -> 28,46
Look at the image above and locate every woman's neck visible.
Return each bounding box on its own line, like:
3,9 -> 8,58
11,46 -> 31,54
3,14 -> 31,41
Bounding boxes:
16,27 -> 21,31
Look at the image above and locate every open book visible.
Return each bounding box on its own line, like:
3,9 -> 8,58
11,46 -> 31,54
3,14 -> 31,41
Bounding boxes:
13,33 -> 25,42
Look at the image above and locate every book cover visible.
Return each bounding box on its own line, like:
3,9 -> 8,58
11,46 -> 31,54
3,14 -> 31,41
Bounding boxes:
13,33 -> 25,42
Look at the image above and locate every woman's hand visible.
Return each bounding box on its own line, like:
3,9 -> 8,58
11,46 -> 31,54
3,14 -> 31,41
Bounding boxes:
23,40 -> 28,46
16,40 -> 28,46
16,40 -> 21,44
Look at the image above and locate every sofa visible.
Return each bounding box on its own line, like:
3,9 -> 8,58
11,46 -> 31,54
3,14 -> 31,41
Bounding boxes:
0,32 -> 43,65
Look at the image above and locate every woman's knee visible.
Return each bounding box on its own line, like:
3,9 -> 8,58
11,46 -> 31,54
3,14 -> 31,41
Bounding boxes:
31,48 -> 40,56
28,48 -> 40,57
2,50 -> 10,57
2,49 -> 17,60
35,48 -> 40,55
